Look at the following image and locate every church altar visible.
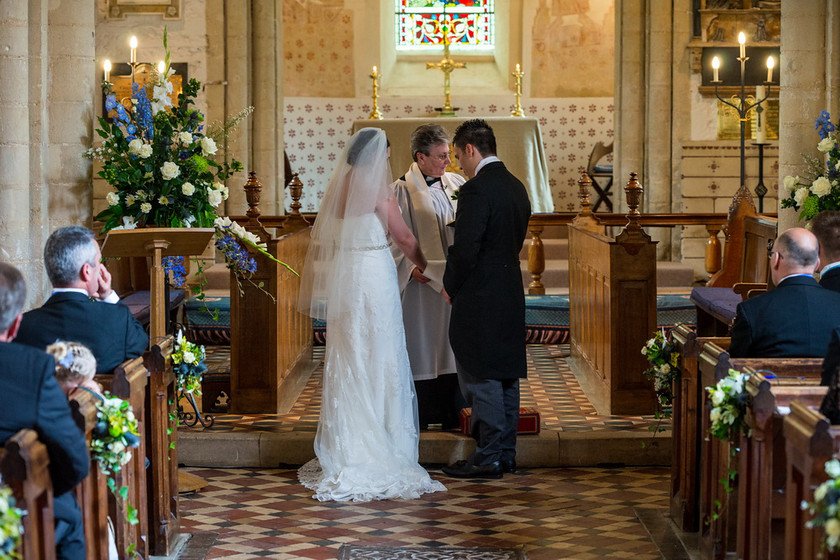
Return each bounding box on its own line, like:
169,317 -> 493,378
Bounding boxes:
353,117 -> 555,213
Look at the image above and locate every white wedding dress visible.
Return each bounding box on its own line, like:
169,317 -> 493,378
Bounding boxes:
298,214 -> 446,502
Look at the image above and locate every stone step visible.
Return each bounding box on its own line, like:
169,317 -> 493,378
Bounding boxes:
521,260 -> 696,290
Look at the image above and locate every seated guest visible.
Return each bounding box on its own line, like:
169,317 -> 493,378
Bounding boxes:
14,226 -> 148,374
729,227 -> 840,358
0,262 -> 89,560
811,210 -> 840,292
821,327 -> 840,386
46,341 -> 102,396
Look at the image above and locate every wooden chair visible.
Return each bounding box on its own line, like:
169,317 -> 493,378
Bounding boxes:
586,141 -> 613,212
0,429 -> 55,560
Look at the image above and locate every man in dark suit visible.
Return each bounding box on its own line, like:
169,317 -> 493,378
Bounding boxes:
0,262 -> 89,560
441,119 -> 531,479
14,226 -> 148,373
811,210 -> 840,292
729,227 -> 840,358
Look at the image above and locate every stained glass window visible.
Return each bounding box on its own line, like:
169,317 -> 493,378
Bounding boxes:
396,1 -> 495,50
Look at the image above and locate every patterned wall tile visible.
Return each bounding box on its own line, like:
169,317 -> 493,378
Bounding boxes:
282,96 -> 615,213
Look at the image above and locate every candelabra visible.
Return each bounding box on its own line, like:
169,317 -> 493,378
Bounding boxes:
369,66 -> 383,120
710,32 -> 775,213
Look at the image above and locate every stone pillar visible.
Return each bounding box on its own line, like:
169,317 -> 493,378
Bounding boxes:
0,1 -> 34,287
47,0 -> 96,230
223,0 -> 252,215
251,0 -> 283,215
614,0 -> 645,213
778,0 -> 836,231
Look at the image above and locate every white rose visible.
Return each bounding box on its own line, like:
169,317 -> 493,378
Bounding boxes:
161,161 -> 180,181
827,518 -> 840,538
782,175 -> 798,195
819,137 -> 835,153
710,407 -> 721,423
200,137 -> 218,156
179,131 -> 193,144
182,182 -> 195,196
661,364 -> 671,374
794,186 -> 811,206
106,192 -> 119,206
711,389 -> 725,406
827,459 -> 840,478
128,138 -> 144,155
138,144 -> 153,159
213,181 -> 224,191
208,188 -> 223,207
183,350 -> 196,364
815,482 -> 829,502
140,202 -> 152,214
811,176 -> 832,198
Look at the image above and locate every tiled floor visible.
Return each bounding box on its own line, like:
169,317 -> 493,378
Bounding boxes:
178,344 -> 674,559
179,465 -> 670,560
199,344 -> 670,434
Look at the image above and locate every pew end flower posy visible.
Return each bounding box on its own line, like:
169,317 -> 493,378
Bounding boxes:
804,459 -> 840,553
782,110 -> 840,221
86,28 -> 295,292
641,329 -> 680,432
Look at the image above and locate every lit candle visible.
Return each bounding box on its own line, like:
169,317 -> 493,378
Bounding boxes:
103,59 -> 111,82
766,56 -> 774,83
129,36 -> 138,64
755,85 -> 766,143
738,32 -> 746,59
372,65 -> 378,77
515,63 -> 521,74
712,56 -> 720,82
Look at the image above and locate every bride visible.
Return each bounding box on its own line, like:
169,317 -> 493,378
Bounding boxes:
298,128 -> 446,502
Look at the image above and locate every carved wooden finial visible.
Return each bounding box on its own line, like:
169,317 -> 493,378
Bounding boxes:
288,173 -> 304,218
244,171 -> 262,222
578,171 -> 593,217
624,171 -> 643,228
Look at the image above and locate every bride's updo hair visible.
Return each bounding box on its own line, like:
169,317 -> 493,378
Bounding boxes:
347,128 -> 389,166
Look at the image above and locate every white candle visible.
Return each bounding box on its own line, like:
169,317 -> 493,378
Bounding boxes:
129,36 -> 138,64
515,63 -> 521,73
738,32 -> 746,59
755,86 -> 766,143
103,59 -> 111,82
712,56 -> 720,82
766,56 -> 774,83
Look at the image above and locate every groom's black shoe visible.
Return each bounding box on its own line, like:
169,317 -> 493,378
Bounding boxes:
500,459 -> 517,474
442,460 -> 503,479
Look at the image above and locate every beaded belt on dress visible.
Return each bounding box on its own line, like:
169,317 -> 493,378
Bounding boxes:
344,243 -> 389,252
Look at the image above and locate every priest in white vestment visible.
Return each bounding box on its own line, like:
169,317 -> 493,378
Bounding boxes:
391,124 -> 466,429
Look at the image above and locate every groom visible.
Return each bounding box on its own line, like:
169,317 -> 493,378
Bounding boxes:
442,119 -> 531,479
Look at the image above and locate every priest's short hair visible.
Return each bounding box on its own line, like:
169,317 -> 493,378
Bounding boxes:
410,124 -> 450,161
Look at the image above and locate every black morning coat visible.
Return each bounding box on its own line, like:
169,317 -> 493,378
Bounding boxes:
443,161 -> 532,380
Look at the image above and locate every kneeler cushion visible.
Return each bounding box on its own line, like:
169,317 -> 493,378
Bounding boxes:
459,407 -> 541,436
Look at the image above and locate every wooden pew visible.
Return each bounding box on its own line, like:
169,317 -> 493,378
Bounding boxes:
0,429 -> 55,560
69,388 -> 111,560
670,325 -> 730,532
567,172 -> 658,415
783,402 -> 840,560
229,172 -> 316,414
143,336 -> 180,556
696,341 -> 823,560
737,368 -> 825,560
97,357 -> 149,559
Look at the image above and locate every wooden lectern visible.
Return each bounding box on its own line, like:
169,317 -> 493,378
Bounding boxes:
101,228 -> 215,346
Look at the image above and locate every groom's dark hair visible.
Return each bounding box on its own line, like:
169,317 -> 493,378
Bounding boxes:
453,119 -> 496,157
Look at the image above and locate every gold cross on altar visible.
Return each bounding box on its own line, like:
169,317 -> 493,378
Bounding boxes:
426,26 -> 466,117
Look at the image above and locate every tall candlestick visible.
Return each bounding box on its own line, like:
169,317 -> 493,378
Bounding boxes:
738,32 -> 746,59
369,65 -> 383,120
511,63 -> 525,117
129,36 -> 138,64
711,56 -> 720,82
755,86 -> 766,143
103,59 -> 111,83
766,56 -> 774,83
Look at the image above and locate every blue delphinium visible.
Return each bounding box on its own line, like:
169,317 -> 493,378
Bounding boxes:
215,233 -> 258,276
815,110 -> 835,140
163,256 -> 186,288
132,82 -> 154,140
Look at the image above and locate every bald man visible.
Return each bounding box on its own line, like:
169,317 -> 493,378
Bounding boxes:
729,228 -> 840,358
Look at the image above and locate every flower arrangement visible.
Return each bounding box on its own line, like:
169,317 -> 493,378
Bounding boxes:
87,28 -> 247,232
706,368 -> 752,441
641,329 -> 680,409
804,458 -> 840,552
781,110 -> 840,221
172,329 -> 206,395
0,482 -> 23,559
90,393 -> 142,478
